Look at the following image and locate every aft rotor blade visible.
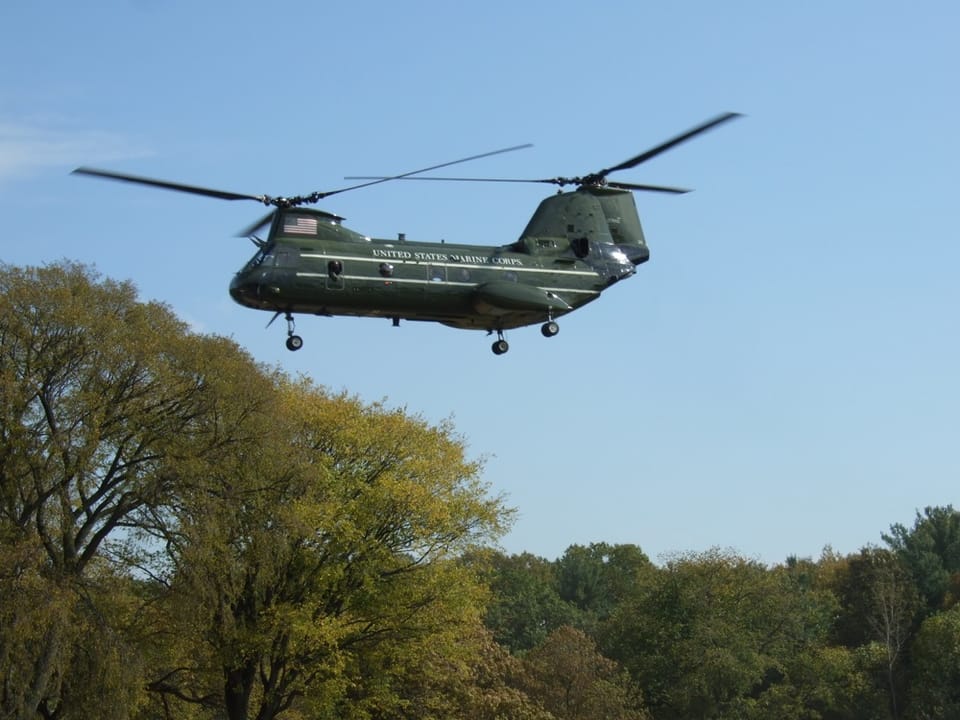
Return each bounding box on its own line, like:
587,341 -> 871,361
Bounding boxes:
323,143 -> 533,198
607,181 -> 691,194
597,112 -> 742,177
72,167 -> 271,204
344,114 -> 739,192
344,175 -> 692,193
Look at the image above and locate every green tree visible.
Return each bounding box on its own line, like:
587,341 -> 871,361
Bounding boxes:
145,379 -> 510,720
728,552 -> 889,720
521,626 -> 649,720
906,604 -> 960,720
555,543 -> 652,625
358,622 -> 551,720
477,551 -> 578,654
0,262 -> 221,575
884,506 -> 960,614
604,549 -> 836,720
745,644 -> 890,720
0,262 -> 264,719
830,547 -> 920,718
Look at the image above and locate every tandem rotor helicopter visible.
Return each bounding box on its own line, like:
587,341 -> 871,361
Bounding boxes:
73,112 -> 740,355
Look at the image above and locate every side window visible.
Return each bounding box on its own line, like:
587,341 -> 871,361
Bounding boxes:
428,265 -> 446,282
274,249 -> 296,266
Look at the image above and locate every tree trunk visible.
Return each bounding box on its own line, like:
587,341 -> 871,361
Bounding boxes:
224,661 -> 256,720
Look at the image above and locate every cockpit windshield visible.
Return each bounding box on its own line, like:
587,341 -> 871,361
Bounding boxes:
239,243 -> 274,274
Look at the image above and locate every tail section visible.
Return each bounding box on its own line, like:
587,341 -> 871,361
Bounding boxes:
519,187 -> 648,261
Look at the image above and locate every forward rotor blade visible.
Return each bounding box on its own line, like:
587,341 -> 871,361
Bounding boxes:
597,112 -> 742,177
343,175 -> 548,184
72,167 -> 270,204
322,143 -> 533,198
76,144 -> 532,210
236,210 -> 276,238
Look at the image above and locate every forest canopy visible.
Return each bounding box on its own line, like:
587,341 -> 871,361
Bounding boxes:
1,262 -> 957,720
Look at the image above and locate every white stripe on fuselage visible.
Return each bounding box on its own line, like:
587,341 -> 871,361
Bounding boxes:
300,252 -> 597,278
294,272 -> 600,296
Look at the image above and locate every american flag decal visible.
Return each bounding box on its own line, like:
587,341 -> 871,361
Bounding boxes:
283,215 -> 319,235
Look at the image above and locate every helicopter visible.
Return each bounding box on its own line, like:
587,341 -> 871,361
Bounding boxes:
73,112 -> 740,355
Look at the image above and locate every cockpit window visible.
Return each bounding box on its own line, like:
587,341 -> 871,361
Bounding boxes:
240,245 -> 272,273
282,213 -> 319,236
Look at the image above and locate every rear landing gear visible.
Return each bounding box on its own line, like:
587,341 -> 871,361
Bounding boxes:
283,313 -> 303,352
489,320 -> 560,355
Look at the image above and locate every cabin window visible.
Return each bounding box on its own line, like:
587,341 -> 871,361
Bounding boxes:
274,249 -> 296,267
428,265 -> 446,282
282,214 -> 319,236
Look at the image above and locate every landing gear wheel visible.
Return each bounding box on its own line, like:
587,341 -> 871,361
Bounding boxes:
492,339 -> 509,355
281,312 -> 303,351
541,321 -> 560,338
286,335 -> 303,351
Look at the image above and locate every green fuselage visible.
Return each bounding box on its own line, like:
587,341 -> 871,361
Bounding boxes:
229,202 -> 644,332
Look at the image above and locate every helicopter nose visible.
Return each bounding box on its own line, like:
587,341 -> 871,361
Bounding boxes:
229,275 -> 259,306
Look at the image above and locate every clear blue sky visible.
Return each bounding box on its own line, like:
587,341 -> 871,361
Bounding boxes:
2,1 -> 958,565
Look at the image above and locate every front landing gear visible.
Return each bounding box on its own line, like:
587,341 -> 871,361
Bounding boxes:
283,313 -> 303,352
